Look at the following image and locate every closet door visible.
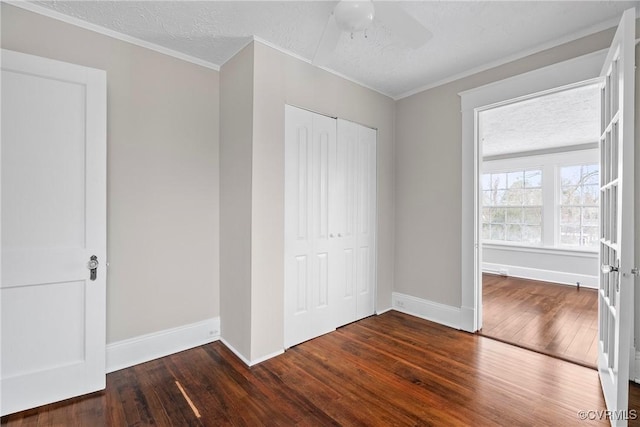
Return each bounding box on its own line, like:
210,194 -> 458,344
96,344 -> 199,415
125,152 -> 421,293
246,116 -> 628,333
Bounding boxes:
284,106 -> 337,348
355,125 -> 377,320
334,119 -> 377,326
333,120 -> 358,327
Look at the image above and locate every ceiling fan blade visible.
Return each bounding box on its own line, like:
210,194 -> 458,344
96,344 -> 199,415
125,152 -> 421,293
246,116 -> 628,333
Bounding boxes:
313,14 -> 342,66
374,2 -> 432,49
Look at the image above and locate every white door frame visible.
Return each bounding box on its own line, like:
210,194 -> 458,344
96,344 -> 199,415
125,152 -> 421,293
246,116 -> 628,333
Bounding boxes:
459,49 -> 608,332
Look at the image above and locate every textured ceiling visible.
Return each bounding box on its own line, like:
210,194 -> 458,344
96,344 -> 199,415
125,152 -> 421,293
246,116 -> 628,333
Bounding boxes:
31,1 -> 640,98
481,84 -> 600,157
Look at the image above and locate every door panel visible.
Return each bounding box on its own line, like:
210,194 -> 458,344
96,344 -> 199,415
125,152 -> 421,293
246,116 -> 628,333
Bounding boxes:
284,106 -> 336,348
334,119 -> 358,328
1,49 -> 107,416
356,125 -> 377,320
597,8 -> 634,425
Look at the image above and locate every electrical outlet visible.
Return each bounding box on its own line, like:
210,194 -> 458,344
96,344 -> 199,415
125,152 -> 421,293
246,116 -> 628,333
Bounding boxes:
396,300 -> 405,308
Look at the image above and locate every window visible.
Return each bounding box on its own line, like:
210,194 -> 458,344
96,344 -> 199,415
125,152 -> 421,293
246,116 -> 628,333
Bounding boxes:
481,151 -> 600,251
482,169 -> 542,244
559,164 -> 599,248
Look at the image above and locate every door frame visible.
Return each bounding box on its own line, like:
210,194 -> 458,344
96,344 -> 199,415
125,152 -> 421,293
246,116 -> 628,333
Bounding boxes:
459,49 -> 608,332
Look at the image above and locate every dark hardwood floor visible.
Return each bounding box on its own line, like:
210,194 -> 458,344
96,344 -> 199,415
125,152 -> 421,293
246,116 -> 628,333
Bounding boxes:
480,273 -> 598,368
2,311 -> 613,426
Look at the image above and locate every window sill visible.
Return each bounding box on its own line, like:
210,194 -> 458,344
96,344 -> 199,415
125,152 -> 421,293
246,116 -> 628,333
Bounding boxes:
482,242 -> 598,258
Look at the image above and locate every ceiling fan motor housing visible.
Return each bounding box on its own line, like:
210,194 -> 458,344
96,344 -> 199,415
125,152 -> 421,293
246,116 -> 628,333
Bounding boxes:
334,1 -> 375,33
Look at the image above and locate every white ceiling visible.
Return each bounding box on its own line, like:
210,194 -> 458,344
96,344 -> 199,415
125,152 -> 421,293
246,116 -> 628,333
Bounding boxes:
29,1 -> 640,99
480,84 -> 600,158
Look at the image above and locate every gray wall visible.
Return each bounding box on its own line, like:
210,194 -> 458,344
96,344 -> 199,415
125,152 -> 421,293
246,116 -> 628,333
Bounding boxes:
219,43 -> 254,358
394,28 -> 617,308
1,4 -> 220,343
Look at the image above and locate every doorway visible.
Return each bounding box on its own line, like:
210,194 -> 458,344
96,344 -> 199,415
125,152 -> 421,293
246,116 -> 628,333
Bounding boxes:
476,82 -> 601,367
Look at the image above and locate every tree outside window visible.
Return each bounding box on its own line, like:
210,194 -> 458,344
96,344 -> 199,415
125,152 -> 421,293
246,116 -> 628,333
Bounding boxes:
482,169 -> 543,244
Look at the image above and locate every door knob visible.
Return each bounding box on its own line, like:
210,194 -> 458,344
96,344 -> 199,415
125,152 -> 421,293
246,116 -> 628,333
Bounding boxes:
601,264 -> 619,274
88,255 -> 99,281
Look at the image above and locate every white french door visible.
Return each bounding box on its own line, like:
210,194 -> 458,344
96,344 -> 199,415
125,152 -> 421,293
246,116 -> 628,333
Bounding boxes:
1,50 -> 107,415
597,8 -> 635,425
284,107 -> 377,348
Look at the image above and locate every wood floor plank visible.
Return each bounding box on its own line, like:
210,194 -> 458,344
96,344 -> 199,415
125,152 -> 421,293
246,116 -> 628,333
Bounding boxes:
2,311 -> 616,426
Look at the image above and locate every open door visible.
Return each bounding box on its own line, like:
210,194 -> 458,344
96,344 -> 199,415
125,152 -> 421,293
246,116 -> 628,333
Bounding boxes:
598,8 -> 635,425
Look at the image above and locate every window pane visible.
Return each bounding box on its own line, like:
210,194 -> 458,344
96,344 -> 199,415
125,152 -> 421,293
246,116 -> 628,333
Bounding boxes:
507,171 -> 524,188
583,185 -> 599,205
523,188 -> 542,206
506,224 -> 521,241
482,207 -> 491,223
522,226 -> 541,244
482,223 -> 490,240
560,225 -> 580,245
491,173 -> 507,190
493,190 -> 507,206
583,226 -> 599,247
583,207 -> 599,226
561,165 -> 582,186
482,190 -> 493,206
490,224 -> 505,240
506,207 -> 522,224
524,170 -> 542,188
584,165 -> 599,185
504,188 -> 522,205
560,207 -> 580,225
523,207 -> 541,225
491,208 -> 505,224
562,186 -> 581,205
481,174 -> 491,190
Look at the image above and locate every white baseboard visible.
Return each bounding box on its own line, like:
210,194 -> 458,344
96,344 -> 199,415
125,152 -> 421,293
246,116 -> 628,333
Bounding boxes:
392,292 -> 461,330
483,262 -> 598,289
219,338 -> 283,367
634,350 -> 640,384
106,317 -> 220,373
375,306 -> 393,315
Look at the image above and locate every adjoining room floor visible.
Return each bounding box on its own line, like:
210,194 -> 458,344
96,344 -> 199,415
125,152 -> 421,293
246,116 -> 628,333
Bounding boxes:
2,311 -> 609,426
480,273 -> 598,368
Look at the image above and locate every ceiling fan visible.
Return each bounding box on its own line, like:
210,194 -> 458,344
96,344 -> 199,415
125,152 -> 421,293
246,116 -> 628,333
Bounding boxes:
313,0 -> 432,65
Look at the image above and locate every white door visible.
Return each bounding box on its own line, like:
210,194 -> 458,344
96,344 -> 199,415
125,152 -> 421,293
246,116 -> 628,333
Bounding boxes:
326,119 -> 377,328
284,105 -> 337,348
597,8 -> 634,425
1,49 -> 107,416
355,124 -> 376,321
333,119 -> 358,327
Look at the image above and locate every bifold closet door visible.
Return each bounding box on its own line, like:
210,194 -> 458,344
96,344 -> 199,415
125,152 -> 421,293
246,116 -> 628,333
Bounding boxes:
285,106 -> 377,348
333,119 -> 376,326
354,123 -> 376,321
284,105 -> 337,348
